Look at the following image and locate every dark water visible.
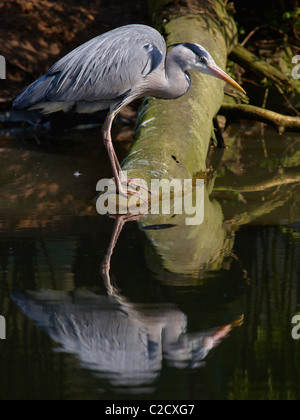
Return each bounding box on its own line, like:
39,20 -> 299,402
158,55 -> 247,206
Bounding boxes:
0,121 -> 299,400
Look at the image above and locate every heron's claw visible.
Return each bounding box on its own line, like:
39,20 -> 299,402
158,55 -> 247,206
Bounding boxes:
118,185 -> 149,205
127,179 -> 152,196
119,176 -> 152,196
117,176 -> 152,203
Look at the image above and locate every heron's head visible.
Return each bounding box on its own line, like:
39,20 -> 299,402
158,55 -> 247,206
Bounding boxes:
170,43 -> 246,94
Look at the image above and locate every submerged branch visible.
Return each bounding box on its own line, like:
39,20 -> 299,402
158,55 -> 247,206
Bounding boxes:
214,170 -> 300,193
0,98 -> 13,104
219,103 -> 300,133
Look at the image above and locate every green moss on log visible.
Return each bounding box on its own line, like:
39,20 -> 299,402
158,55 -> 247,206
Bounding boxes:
123,13 -> 235,180
120,1 -> 240,277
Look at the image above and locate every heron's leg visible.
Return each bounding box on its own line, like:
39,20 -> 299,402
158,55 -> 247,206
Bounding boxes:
102,112 -> 126,195
101,214 -> 142,296
109,126 -> 152,196
102,112 -> 151,200
100,215 -> 126,296
113,149 -> 122,174
113,154 -> 152,197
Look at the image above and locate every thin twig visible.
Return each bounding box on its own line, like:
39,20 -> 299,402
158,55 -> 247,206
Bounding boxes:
241,26 -> 261,47
231,43 -> 293,90
276,85 -> 300,117
241,24 -> 286,47
261,84 -> 269,159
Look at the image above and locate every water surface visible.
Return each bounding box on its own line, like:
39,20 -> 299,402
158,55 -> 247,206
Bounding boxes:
0,121 -> 299,400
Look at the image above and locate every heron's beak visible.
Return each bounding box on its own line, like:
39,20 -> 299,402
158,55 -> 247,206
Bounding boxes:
207,64 -> 246,95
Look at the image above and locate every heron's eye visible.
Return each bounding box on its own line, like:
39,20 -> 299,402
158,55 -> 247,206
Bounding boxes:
198,57 -> 207,64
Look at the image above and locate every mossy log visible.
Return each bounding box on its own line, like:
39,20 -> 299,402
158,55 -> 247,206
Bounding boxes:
231,44 -> 293,90
231,43 -> 300,110
122,0 -> 239,181
120,0 -> 241,278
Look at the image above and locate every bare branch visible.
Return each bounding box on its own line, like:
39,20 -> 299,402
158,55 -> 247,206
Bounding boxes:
219,103 -> 300,133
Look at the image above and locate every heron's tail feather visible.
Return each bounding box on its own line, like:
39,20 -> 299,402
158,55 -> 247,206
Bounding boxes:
12,73 -> 111,114
29,101 -> 75,114
13,75 -> 54,109
13,75 -> 75,113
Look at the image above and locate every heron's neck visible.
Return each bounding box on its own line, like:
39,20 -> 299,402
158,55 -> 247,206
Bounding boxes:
146,50 -> 191,100
161,50 -> 191,99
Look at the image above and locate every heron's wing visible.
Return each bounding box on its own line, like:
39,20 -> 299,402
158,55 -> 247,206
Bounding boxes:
13,25 -> 166,109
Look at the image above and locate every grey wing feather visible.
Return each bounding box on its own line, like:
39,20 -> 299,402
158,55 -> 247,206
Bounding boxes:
13,25 -> 166,109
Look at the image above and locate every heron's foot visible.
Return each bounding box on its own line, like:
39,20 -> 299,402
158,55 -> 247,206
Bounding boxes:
116,176 -> 152,204
107,213 -> 143,223
117,184 -> 149,205
126,178 -> 152,196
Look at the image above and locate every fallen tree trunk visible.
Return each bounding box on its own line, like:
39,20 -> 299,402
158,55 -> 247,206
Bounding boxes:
122,0 -> 239,181
120,0 -> 241,278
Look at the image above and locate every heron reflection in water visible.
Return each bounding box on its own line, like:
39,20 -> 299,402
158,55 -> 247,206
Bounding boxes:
12,215 -> 243,392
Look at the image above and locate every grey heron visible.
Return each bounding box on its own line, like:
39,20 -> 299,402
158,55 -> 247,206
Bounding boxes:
13,24 -> 245,196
